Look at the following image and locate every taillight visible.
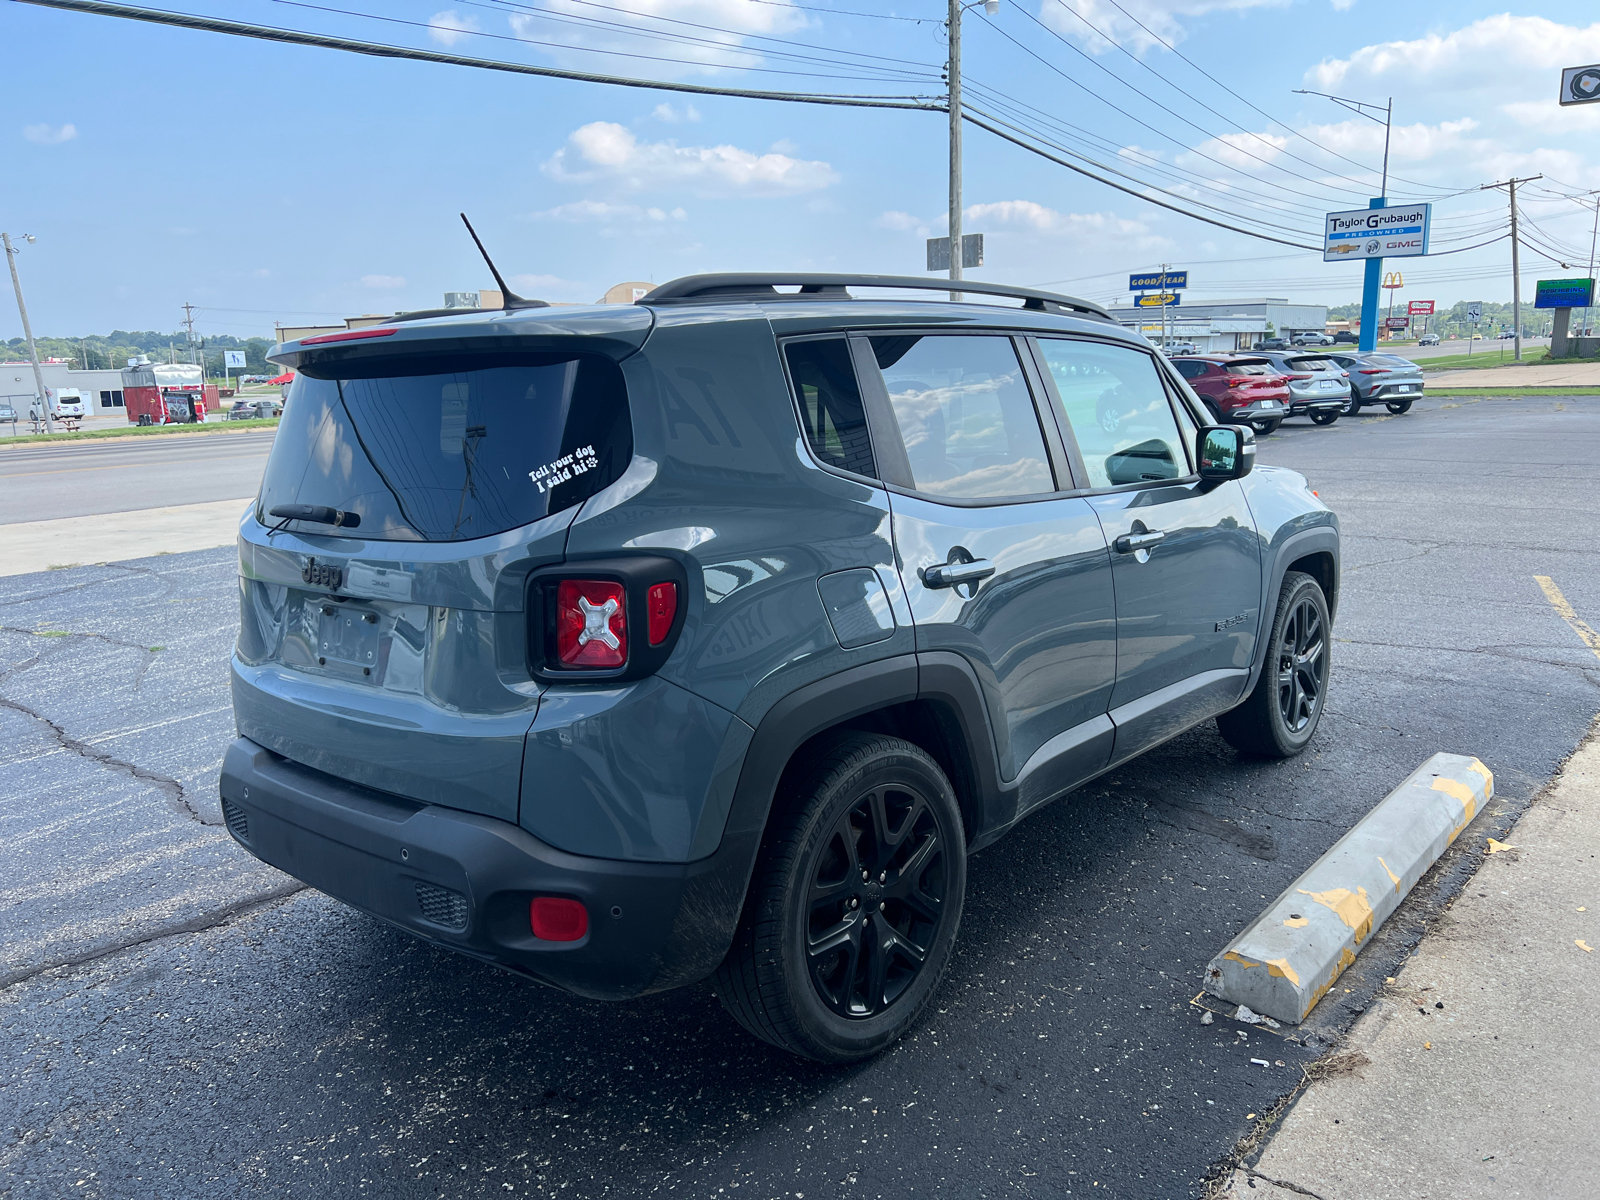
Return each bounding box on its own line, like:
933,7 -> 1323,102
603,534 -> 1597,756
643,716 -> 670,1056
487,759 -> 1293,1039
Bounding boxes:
1359,368 -> 1390,375
300,326 -> 398,345
647,581 -> 677,646
1227,378 -> 1250,387
530,896 -> 588,942
556,579 -> 627,668
1286,373 -> 1313,381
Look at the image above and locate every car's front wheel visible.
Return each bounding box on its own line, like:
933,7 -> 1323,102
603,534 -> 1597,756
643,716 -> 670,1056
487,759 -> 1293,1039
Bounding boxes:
1217,571 -> 1331,758
715,734 -> 966,1062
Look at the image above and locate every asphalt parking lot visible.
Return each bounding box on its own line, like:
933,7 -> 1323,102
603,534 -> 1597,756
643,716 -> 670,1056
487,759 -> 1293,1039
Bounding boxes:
3,394 -> 1598,1199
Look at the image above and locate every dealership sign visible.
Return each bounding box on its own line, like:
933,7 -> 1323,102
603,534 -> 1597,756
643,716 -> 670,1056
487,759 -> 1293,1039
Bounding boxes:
1533,278 -> 1596,309
1130,270 -> 1187,291
1408,300 -> 1435,316
1323,204 -> 1432,261
1386,317 -> 1410,329
1561,64 -> 1600,106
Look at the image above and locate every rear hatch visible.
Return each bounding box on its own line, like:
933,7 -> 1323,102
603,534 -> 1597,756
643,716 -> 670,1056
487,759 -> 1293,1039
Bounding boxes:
233,329 -> 642,821
1280,355 -> 1348,399
1365,354 -> 1424,393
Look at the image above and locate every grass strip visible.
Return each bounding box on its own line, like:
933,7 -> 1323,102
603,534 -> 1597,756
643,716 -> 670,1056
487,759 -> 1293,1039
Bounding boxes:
0,418 -> 279,447
1417,348 -> 1550,372
1424,387 -> 1600,397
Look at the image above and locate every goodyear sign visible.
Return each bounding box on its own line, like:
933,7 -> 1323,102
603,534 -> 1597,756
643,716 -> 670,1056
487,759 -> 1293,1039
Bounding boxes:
1135,293 -> 1180,307
1323,204 -> 1432,262
1534,278 -> 1595,309
1130,270 -> 1187,291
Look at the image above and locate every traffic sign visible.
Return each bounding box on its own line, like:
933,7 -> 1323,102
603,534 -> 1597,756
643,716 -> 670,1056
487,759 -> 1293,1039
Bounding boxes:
1324,204 -> 1432,261
926,234 -> 983,271
1561,64 -> 1600,106
1134,293 -> 1180,307
1130,270 -> 1187,291
1534,278 -> 1596,308
1466,301 -> 1483,321
1408,300 -> 1434,316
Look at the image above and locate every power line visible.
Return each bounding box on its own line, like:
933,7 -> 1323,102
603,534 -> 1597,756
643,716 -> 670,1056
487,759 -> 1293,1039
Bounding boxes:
12,0 -> 944,108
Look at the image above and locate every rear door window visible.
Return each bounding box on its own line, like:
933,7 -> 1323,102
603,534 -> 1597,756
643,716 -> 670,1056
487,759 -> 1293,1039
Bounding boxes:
784,338 -> 877,479
258,352 -> 631,541
1037,339 -> 1188,488
867,334 -> 1054,500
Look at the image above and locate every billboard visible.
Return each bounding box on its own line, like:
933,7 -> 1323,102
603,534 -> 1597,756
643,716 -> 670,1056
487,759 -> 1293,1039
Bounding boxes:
1385,316 -> 1410,329
1534,278 -> 1596,308
1134,293 -> 1180,307
1561,64 -> 1600,106
1408,300 -> 1435,316
1130,270 -> 1187,290
224,350 -> 247,369
1324,204 -> 1432,261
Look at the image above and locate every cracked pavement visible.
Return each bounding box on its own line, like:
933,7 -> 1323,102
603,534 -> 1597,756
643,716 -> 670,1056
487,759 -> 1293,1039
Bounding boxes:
3,394 -> 1599,1198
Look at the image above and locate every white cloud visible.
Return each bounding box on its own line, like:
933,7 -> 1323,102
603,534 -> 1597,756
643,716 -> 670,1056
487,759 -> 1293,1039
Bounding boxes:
427,10 -> 479,46
1329,0 -> 1356,10
530,200 -> 689,222
511,0 -> 808,75
966,201 -> 1153,242
1039,0 -> 1287,54
1310,16 -> 1600,96
361,274 -> 407,289
651,102 -> 701,123
1183,130 -> 1289,171
542,122 -> 838,196
876,210 -> 928,234
23,122 -> 76,145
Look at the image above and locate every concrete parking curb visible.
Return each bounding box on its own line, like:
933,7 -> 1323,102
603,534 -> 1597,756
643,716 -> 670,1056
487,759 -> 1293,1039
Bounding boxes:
1203,752 -> 1494,1025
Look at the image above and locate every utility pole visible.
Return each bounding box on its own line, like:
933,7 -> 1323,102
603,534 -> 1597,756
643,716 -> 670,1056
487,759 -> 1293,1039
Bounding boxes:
1481,175 -> 1542,362
947,0 -> 962,299
182,301 -> 199,368
1583,193 -> 1600,341
3,232 -> 54,435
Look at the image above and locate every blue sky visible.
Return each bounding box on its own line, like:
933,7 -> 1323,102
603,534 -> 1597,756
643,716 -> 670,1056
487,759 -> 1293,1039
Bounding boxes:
3,0 -> 1599,339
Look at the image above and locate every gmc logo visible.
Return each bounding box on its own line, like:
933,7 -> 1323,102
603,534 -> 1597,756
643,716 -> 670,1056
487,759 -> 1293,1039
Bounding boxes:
302,559 -> 344,590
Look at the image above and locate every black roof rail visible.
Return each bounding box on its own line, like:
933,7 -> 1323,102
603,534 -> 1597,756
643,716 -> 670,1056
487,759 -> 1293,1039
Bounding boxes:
637,273 -> 1111,320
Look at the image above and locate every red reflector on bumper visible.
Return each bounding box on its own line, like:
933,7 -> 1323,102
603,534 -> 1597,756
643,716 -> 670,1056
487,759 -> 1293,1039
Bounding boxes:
530,896 -> 588,942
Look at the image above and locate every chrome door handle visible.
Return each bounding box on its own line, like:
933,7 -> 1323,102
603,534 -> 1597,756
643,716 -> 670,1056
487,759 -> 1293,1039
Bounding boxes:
923,559 -> 996,588
1113,530 -> 1167,554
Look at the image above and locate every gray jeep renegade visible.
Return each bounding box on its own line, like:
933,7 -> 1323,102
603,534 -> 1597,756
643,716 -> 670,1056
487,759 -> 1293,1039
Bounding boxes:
222,273 -> 1337,1061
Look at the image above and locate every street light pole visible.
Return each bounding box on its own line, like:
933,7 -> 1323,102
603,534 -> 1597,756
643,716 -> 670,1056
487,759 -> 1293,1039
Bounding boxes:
3,232 -> 54,435
948,0 -> 962,297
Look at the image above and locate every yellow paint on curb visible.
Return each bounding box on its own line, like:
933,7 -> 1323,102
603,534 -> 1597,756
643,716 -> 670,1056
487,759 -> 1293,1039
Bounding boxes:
1433,776 -> 1478,843
1283,916 -> 1308,928
1264,958 -> 1300,986
1378,856 -> 1401,892
1223,951 -> 1259,969
1298,886 -> 1375,943
1467,757 -> 1495,798
1301,946 -> 1358,1018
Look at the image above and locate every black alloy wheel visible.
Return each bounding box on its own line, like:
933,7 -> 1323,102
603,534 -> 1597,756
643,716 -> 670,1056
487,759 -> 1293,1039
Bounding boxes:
1386,399 -> 1414,414
715,734 -> 966,1061
1274,592 -> 1327,735
1342,395 -> 1362,416
1217,571 -> 1332,757
1309,409 -> 1340,425
1254,419 -> 1282,436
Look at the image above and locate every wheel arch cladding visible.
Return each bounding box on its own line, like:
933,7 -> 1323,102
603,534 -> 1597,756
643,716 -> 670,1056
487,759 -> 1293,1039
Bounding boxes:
1287,549 -> 1339,623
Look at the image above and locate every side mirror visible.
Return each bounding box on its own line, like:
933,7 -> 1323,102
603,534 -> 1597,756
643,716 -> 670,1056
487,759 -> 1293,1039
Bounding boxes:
1198,424 -> 1255,482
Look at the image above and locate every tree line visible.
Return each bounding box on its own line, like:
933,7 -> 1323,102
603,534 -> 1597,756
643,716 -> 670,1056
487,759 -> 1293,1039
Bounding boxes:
3,331 -> 278,377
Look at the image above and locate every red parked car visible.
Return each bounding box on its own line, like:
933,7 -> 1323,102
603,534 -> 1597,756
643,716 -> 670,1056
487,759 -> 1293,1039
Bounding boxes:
1168,355 -> 1292,434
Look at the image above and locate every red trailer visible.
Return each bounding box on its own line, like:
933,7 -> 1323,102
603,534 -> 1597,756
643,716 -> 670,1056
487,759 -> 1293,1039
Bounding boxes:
121,361 -> 217,425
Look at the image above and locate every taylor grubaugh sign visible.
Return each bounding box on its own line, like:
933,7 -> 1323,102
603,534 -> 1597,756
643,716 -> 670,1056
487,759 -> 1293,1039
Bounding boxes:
1324,204 -> 1433,261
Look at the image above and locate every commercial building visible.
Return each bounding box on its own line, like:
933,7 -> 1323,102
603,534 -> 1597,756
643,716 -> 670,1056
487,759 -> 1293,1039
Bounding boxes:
2,358 -> 131,415
1104,298 -> 1329,351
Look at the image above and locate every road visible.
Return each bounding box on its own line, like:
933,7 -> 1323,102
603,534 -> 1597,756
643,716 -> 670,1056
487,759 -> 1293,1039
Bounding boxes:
1389,336 -> 1549,362
3,395 -> 1599,1199
0,428 -> 275,524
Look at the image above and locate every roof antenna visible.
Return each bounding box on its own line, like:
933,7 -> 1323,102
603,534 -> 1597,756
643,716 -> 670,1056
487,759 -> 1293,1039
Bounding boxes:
460,213 -> 549,310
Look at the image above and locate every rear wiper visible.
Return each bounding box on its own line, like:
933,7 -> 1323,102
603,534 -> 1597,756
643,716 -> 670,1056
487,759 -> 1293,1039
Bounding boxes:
266,504 -> 362,535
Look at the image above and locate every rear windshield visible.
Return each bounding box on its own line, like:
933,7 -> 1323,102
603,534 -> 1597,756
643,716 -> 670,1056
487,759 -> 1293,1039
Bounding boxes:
1288,357 -> 1337,372
257,352 -> 631,541
1225,363 -> 1273,376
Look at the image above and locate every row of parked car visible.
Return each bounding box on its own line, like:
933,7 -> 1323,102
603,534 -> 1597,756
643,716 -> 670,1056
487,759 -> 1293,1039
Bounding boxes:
1121,349 -> 1425,435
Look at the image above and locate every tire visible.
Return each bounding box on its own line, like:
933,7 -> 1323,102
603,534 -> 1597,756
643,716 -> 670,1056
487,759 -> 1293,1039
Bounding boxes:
1203,400 -> 1224,425
1342,396 -> 1361,416
1253,419 -> 1282,436
714,733 -> 967,1062
1217,571 -> 1331,758
1309,409 -> 1340,425
1386,399 -> 1414,414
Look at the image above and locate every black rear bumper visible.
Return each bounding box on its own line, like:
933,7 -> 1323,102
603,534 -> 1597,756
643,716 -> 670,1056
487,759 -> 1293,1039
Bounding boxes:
219,737 -> 754,1000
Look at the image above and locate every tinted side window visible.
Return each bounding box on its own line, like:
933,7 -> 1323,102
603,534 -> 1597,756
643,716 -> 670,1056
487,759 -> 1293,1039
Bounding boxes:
1174,359 -> 1206,380
784,338 -> 877,479
1037,339 -> 1188,488
868,334 -> 1053,500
